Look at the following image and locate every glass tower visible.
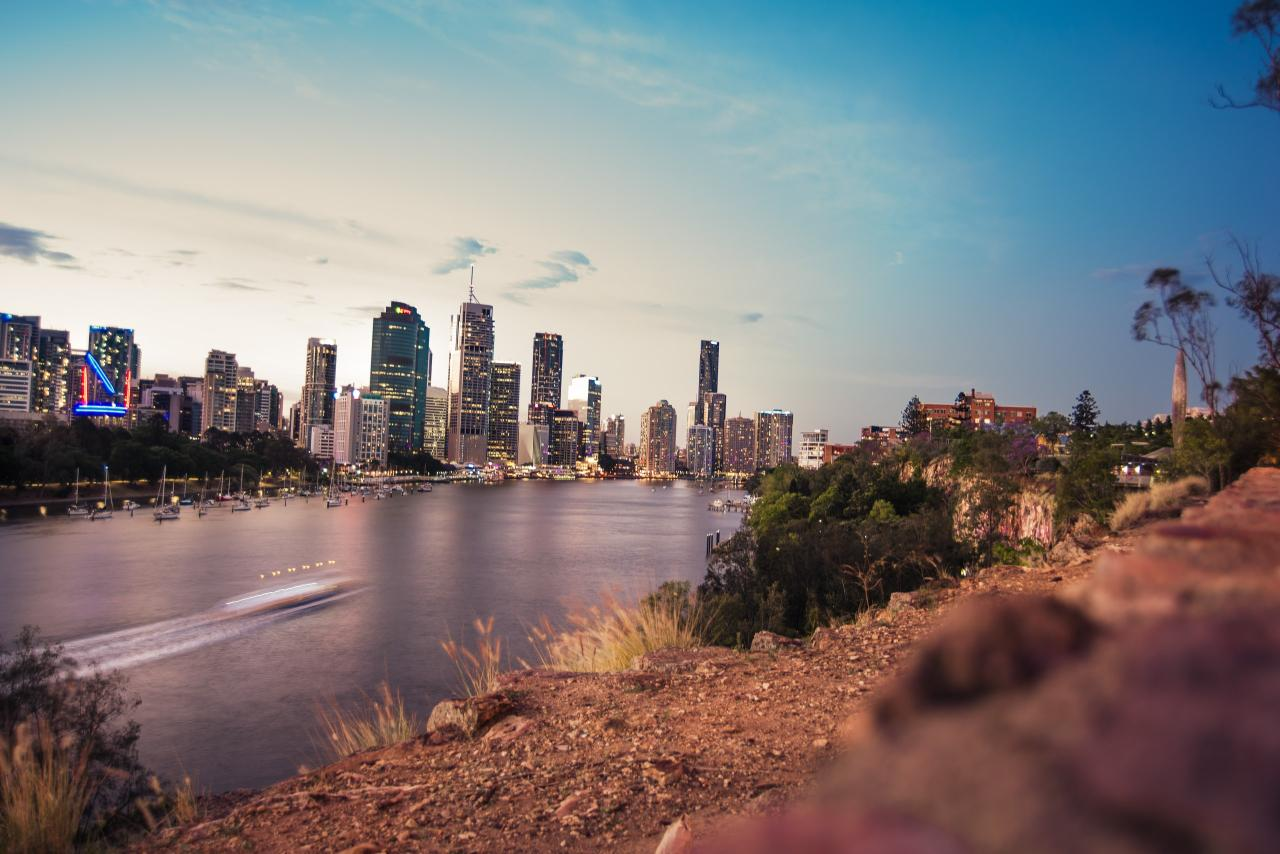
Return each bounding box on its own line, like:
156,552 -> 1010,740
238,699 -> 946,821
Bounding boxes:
370,302 -> 430,454
528,332 -> 563,422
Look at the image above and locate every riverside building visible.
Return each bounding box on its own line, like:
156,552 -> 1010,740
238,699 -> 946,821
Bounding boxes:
724,415 -> 755,474
488,361 -> 522,465
423,385 -> 448,459
528,332 -> 564,422
201,350 -> 239,434
447,290 -> 495,465
797,428 -> 829,469
755,409 -> 795,468
566,374 -> 602,458
334,385 -> 390,467
370,302 -> 430,454
299,337 -> 337,449
639,400 -> 678,475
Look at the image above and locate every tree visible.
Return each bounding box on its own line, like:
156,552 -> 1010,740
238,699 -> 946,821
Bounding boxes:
1070,390 -> 1100,433
1032,411 -> 1071,438
952,391 -> 970,428
1213,1 -> 1280,114
1133,268 -> 1221,413
900,396 -> 928,435
1207,237 -> 1280,370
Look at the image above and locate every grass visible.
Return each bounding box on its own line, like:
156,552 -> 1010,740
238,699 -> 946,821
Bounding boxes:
1110,476 -> 1209,531
314,682 -> 420,761
0,719 -> 96,853
135,772 -> 205,832
525,587 -> 710,673
441,617 -> 505,698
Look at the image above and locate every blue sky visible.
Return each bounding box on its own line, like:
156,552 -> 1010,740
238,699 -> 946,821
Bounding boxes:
1,0 -> 1275,439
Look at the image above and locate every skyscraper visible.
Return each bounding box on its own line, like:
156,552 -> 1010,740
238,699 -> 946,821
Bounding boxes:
701,391 -> 727,472
299,338 -> 337,448
755,409 -> 795,469
0,314 -> 38,361
234,366 -> 257,434
78,326 -> 138,416
487,361 -> 521,464
565,374 -> 602,457
604,414 -> 625,458
695,339 -> 719,424
724,415 -> 755,473
447,293 -> 495,465
548,409 -> 582,467
201,350 -> 239,434
687,424 -> 715,477
528,332 -> 563,422
639,400 -> 677,475
34,328 -> 71,415
423,386 -> 448,459
0,359 -> 33,412
334,386 -> 390,467
370,302 -> 430,453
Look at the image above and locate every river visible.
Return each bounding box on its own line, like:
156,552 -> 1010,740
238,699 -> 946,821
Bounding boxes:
0,479 -> 742,791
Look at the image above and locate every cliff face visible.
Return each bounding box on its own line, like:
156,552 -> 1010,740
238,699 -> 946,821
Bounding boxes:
913,455 -> 1056,547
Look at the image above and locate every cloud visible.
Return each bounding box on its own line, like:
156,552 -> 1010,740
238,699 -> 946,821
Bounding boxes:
346,304 -> 384,315
511,249 -> 594,291
739,312 -> 764,323
307,255 -> 329,265
433,236 -> 498,275
0,222 -> 78,267
201,278 -> 267,292
889,251 -> 904,267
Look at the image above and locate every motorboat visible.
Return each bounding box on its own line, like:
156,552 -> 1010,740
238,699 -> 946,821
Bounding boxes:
219,579 -> 348,617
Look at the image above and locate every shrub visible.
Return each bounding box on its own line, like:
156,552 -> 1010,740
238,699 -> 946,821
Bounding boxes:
314,682 -> 419,761
0,718 -> 96,853
1110,476 -> 1209,531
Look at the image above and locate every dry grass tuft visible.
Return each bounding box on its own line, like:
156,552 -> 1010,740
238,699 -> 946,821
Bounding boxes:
136,771 -> 205,832
1110,476 -> 1209,531
441,617 -> 505,698
315,682 -> 419,761
526,588 -> 709,673
0,719 -> 96,852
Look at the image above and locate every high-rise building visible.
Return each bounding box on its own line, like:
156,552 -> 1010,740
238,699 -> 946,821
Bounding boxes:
797,428 -> 829,469
518,423 -> 549,467
309,424 -> 335,461
140,375 -> 185,432
724,415 -> 755,473
687,424 -> 715,477
0,315 -> 37,414
695,339 -> 719,424
201,350 -> 239,434
288,401 -> 302,444
755,409 -> 795,469
180,377 -> 203,434
77,326 -> 138,417
234,366 -> 257,434
370,302 -> 430,454
528,332 -> 563,422
487,361 -> 521,464
334,386 -> 390,467
701,391 -> 727,471
548,409 -> 582,467
565,374 -> 602,458
0,314 -> 39,361
0,359 -> 33,412
34,328 -> 72,415
603,414 -> 625,458
423,386 -> 448,459
639,400 -> 677,475
299,338 -> 337,449
253,380 -> 282,430
447,295 -> 494,465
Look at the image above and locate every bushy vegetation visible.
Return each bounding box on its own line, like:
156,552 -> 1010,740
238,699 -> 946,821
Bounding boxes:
0,627 -> 145,846
1111,476 -> 1210,531
314,682 -> 420,761
0,416 -> 313,490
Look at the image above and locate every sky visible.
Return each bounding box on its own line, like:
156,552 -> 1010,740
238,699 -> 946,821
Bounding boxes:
1,0 -> 1276,441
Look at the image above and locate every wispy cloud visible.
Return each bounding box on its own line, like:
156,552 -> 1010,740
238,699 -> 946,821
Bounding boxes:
346,304 -> 384,315
0,222 -> 78,267
740,311 -> 764,323
307,255 -> 329,265
511,249 -> 594,292
201,278 -> 267,292
433,236 -> 497,275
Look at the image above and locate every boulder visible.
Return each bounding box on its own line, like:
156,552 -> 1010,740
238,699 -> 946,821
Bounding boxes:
426,692 -> 514,739
750,631 -> 802,653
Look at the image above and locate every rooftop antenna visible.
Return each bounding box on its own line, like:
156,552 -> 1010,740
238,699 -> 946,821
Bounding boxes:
468,264 -> 477,303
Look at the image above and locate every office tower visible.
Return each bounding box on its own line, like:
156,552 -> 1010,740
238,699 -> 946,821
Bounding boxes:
180,377 -> 203,434
140,375 -> 185,432
755,409 -> 795,469
639,400 -> 677,475
77,326 -> 137,416
565,374 -> 602,457
309,424 -> 335,461
797,428 -> 829,469
334,386 -> 389,467
701,391 -> 727,471
423,386 -> 448,458
370,302 -> 430,454
288,401 -> 302,444
34,328 -> 71,415
253,380 -> 282,430
695,339 -> 719,424
604,414 -> 625,458
724,415 -> 755,473
0,359 -> 33,412
299,337 -> 338,449
548,409 -> 582,467
687,424 -> 715,477
234,367 -> 257,434
201,350 -> 239,434
487,361 -> 521,464
447,294 -> 494,465
528,332 -> 563,422
518,423 -> 549,467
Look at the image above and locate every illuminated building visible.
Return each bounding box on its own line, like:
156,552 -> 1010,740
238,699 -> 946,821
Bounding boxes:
234,367 -> 258,433
370,302 -> 430,453
916,390 -> 1037,429
797,428 -> 829,469
0,314 -> 38,361
446,293 -> 494,465
566,374 -> 602,457
299,337 -> 337,450
754,409 -> 794,468
724,415 -> 755,473
75,326 -> 138,417
334,385 -> 389,467
694,339 -> 719,424
701,391 -> 727,471
423,386 -> 448,458
34,328 -> 72,415
687,424 -> 715,477
639,400 -> 677,475
0,359 -> 33,412
488,361 -> 521,464
603,414 -> 625,458
201,350 -> 239,433
548,408 -> 582,467
253,380 -> 282,431
528,332 -> 563,422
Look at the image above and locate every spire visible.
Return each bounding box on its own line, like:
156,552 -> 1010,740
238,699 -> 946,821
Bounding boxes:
468,264 -> 477,303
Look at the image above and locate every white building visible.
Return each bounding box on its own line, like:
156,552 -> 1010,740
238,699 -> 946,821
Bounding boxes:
0,359 -> 34,412
687,424 -> 715,477
423,385 -> 448,459
565,374 -> 602,458
517,422 -> 549,467
798,428 -> 829,469
334,386 -> 389,467
308,424 -> 335,461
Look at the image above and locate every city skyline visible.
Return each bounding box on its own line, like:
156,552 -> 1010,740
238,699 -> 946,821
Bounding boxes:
2,1 -> 1274,439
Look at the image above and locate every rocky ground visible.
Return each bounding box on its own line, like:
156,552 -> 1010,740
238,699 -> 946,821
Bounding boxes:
142,469 -> 1279,853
